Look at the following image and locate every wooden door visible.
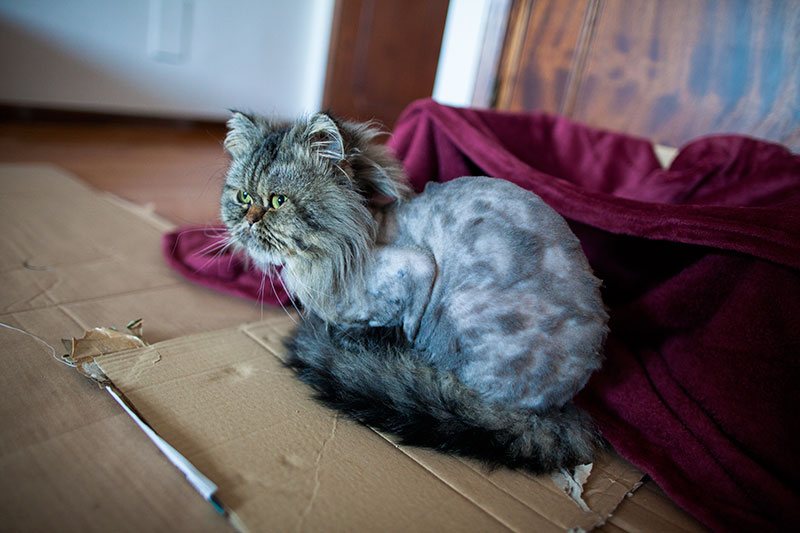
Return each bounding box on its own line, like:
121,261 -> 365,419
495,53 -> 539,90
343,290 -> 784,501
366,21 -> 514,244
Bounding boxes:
322,0 -> 450,128
495,0 -> 800,150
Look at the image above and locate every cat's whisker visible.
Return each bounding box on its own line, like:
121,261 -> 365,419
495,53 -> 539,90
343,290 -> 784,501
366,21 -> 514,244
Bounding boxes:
200,237 -> 235,258
168,226 -> 227,255
258,269 -> 268,320
189,239 -> 239,275
172,227 -> 232,256
332,162 -> 351,182
216,243 -> 239,264
174,226 -> 229,239
317,150 -> 344,160
193,238 -> 231,257
226,245 -> 238,270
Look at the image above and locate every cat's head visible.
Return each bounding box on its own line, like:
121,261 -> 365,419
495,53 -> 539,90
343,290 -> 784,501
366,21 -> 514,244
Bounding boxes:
220,111 -> 410,273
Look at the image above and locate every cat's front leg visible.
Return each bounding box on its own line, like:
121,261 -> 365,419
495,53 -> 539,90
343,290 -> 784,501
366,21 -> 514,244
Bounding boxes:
338,246 -> 435,342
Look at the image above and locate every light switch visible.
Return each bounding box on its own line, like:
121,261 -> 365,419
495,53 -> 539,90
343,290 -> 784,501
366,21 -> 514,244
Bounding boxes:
147,0 -> 192,64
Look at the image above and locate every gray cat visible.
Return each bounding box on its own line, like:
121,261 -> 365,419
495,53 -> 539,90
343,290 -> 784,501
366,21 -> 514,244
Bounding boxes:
221,111 -> 609,472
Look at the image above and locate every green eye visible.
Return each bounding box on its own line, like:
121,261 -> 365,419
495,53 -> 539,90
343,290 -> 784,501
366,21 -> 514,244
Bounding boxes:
236,190 -> 252,204
270,194 -> 287,210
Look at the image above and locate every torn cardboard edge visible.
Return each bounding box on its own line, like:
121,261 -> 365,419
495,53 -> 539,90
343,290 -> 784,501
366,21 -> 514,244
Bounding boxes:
62,321 -> 248,531
554,464 -> 593,513
66,319 -> 145,385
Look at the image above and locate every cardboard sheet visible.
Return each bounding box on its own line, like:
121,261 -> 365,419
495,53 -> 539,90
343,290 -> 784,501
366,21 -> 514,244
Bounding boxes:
0,164 -> 263,531
0,164 -> 645,531
90,317 -> 643,532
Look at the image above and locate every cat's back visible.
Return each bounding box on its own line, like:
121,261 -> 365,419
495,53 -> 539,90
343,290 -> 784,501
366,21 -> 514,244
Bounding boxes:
399,176 -> 582,274
394,176 -> 607,411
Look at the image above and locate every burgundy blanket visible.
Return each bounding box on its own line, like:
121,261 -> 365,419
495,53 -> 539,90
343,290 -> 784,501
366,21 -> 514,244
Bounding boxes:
163,99 -> 800,531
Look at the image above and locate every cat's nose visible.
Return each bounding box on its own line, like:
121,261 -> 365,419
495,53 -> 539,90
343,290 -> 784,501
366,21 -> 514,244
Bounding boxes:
246,204 -> 266,225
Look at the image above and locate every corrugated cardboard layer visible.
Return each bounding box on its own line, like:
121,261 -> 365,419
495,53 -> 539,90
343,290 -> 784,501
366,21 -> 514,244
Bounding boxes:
605,481 -> 707,533
96,318 -> 644,532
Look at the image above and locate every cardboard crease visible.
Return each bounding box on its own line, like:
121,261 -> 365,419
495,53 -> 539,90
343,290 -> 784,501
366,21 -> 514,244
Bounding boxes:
296,415 -> 339,531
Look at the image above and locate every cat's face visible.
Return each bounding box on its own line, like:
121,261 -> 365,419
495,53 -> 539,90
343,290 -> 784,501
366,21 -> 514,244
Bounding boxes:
221,112 -> 374,268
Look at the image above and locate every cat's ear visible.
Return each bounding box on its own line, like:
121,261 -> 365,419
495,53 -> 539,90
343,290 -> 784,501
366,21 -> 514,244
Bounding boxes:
305,112 -> 345,162
224,111 -> 260,158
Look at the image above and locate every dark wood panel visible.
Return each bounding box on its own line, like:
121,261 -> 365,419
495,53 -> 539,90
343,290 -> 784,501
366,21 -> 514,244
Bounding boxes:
574,0 -> 800,148
496,0 -> 589,113
496,0 -> 800,150
323,0 -> 449,128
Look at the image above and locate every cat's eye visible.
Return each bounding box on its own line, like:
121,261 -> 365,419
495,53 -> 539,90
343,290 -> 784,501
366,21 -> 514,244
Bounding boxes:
236,190 -> 252,205
269,194 -> 288,210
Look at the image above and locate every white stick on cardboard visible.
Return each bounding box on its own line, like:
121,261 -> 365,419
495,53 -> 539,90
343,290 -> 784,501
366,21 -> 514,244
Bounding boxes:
104,385 -> 219,503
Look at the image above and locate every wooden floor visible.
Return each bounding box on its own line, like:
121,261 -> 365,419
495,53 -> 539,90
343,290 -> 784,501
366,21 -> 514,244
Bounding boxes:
0,118 -> 229,225
0,116 -> 707,532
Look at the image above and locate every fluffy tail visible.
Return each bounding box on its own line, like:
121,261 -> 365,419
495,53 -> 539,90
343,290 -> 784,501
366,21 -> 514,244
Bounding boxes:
284,315 -> 602,474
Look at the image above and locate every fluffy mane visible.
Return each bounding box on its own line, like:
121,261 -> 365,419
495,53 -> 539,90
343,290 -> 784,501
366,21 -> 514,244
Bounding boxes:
222,111 -> 411,320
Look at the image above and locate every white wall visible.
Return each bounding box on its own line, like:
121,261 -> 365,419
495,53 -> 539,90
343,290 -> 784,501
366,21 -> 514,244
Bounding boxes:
0,0 -> 334,120
433,0 -> 510,108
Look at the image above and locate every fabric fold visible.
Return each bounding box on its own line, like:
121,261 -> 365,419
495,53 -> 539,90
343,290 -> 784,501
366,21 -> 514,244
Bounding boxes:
162,226 -> 289,306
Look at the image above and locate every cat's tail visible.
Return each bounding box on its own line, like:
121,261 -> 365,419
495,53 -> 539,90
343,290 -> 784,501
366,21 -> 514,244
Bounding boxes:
284,315 -> 602,474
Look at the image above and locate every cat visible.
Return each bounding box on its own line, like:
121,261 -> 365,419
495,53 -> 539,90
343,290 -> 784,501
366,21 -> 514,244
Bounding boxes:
220,110 -> 609,473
